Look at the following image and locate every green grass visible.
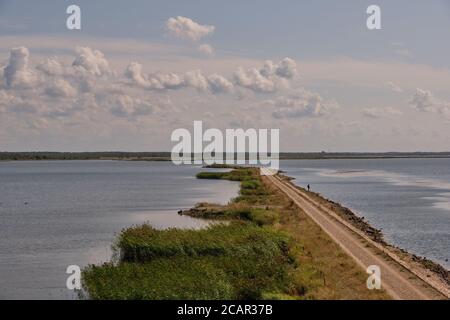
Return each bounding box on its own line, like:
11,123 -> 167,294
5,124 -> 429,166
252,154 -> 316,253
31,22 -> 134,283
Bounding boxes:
82,167 -> 299,300
196,168 -> 269,204
83,222 -> 294,300
196,172 -> 228,179
118,222 -> 288,262
196,168 -> 255,181
83,259 -> 234,300
188,168 -> 275,225
185,206 -> 278,226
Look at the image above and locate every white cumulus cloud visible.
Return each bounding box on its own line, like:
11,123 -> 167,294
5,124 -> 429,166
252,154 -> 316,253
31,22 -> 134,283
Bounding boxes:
124,62 -> 149,88
2,46 -> 36,89
184,69 -> 209,91
72,47 -> 111,76
233,58 -> 298,94
45,79 -> 77,98
0,45 -> 303,129
36,58 -> 64,76
234,67 -> 276,93
207,74 -> 234,94
269,89 -> 339,119
166,16 -> 215,42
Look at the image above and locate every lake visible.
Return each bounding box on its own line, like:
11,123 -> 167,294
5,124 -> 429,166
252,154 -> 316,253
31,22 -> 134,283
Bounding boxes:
0,161 -> 239,299
1,159 -> 449,300
280,158 -> 450,270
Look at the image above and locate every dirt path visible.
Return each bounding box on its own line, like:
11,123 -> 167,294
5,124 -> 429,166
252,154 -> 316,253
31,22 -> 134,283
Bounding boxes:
262,169 -> 448,300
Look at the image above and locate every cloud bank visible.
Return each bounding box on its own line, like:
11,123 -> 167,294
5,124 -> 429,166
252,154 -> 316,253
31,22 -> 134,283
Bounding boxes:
0,46 -> 306,127
123,57 -> 298,95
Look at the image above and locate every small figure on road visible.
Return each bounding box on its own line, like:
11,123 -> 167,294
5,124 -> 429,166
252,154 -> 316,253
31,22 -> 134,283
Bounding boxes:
307,184 -> 310,191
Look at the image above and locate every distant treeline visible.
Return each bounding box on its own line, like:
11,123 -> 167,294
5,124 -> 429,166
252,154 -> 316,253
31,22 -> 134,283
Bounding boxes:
279,152 -> 450,159
0,152 -> 171,161
1,151 -> 450,161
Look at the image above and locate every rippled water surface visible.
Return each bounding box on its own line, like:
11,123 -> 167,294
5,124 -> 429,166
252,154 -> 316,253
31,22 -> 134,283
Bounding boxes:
281,158 -> 450,269
0,161 -> 239,299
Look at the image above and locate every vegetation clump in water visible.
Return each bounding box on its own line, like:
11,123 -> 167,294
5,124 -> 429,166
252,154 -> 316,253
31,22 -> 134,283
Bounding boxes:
83,168 -> 298,299
83,167 -> 391,300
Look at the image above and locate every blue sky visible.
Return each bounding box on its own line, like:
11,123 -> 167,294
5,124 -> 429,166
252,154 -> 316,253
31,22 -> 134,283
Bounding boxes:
1,1 -> 450,151
2,0 -> 450,64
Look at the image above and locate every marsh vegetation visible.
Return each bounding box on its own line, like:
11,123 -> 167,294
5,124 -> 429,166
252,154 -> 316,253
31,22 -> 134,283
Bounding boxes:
83,167 -> 390,300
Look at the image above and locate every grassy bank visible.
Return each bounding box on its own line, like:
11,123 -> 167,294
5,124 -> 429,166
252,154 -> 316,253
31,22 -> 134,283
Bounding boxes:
83,167 -> 390,300
83,168 -> 298,299
84,223 -> 292,299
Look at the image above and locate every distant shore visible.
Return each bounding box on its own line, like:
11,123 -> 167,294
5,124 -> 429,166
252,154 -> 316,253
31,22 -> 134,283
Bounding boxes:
2,151 -> 450,162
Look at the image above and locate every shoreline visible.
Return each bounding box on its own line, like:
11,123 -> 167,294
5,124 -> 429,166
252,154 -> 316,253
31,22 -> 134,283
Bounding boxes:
83,168 -> 306,299
187,168 -> 449,297
279,174 -> 450,282
82,166 -> 448,299
3,152 -> 450,162
274,172 -> 449,296
195,167 -> 449,283
83,167 -> 391,299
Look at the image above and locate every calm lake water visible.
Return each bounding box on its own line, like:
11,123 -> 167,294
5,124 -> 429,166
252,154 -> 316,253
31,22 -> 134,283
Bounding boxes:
0,161 -> 239,300
1,159 -> 449,299
280,158 -> 450,269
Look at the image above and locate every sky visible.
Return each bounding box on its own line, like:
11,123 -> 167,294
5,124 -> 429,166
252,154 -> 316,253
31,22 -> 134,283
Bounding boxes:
0,0 -> 450,152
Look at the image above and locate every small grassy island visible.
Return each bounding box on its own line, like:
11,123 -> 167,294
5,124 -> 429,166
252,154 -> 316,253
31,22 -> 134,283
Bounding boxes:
82,167 -> 389,300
